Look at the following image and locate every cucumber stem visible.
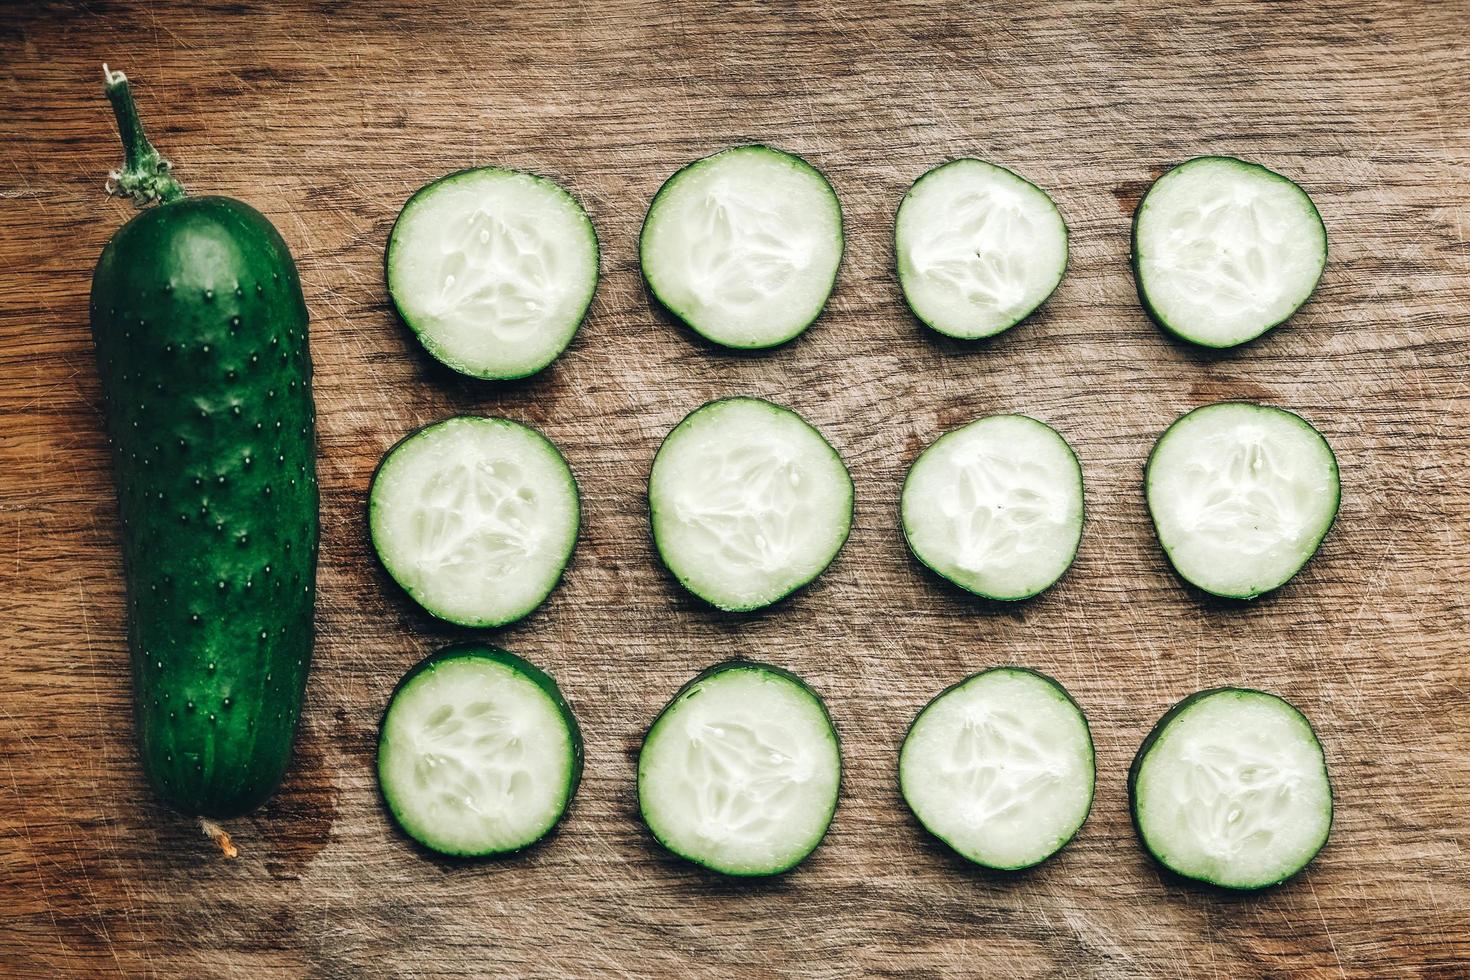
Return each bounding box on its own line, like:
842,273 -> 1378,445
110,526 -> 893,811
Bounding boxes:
198,817 -> 239,859
102,64 -> 186,206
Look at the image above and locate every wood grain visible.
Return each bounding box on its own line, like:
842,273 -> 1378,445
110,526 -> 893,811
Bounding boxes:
3,1 -> 1468,976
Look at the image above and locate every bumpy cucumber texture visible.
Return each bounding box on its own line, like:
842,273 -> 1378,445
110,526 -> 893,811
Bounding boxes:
1145,402 -> 1339,598
896,159 -> 1068,339
91,68 -> 318,817
378,644 -> 582,857
902,414 -> 1083,600
648,398 -> 853,611
387,167 -> 599,379
901,667 -> 1094,870
639,145 -> 844,348
370,416 -> 579,627
638,661 -> 841,876
1130,688 -> 1333,890
1132,156 -> 1327,348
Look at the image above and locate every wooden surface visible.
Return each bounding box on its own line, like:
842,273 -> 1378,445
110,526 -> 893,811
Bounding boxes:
3,1 -> 1468,976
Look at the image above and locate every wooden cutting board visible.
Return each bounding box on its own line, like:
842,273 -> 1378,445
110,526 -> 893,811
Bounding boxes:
3,1 -> 1467,975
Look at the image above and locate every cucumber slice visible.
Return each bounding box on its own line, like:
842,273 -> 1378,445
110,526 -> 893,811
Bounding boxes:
1145,402 -> 1339,599
386,168 -> 598,379
902,415 -> 1083,601
1132,156 -> 1327,348
378,644 -> 582,857
639,145 -> 844,349
895,159 -> 1068,339
900,668 -> 1094,870
648,397 -> 853,611
638,661 -> 841,876
369,416 -> 579,626
1130,688 -> 1333,890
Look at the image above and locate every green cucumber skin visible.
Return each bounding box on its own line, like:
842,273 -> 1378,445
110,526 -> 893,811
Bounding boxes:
1130,156 -> 1328,350
899,666 -> 1095,871
638,659 -> 842,877
378,644 -> 584,856
1143,402 -> 1341,600
1127,687 -> 1334,891
90,196 -> 318,818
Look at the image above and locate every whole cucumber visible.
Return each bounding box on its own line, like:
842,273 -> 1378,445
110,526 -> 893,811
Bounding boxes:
89,68 -> 318,818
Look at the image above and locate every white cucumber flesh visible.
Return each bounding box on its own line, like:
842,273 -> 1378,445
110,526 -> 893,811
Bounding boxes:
1146,402 -> 1339,598
378,646 -> 582,857
649,398 -> 853,611
370,416 -> 579,627
638,662 -> 841,876
1132,156 -> 1326,348
387,168 -> 598,379
1131,688 -> 1333,890
901,668 -> 1094,870
896,159 -> 1068,339
902,415 -> 1083,600
639,145 -> 843,348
